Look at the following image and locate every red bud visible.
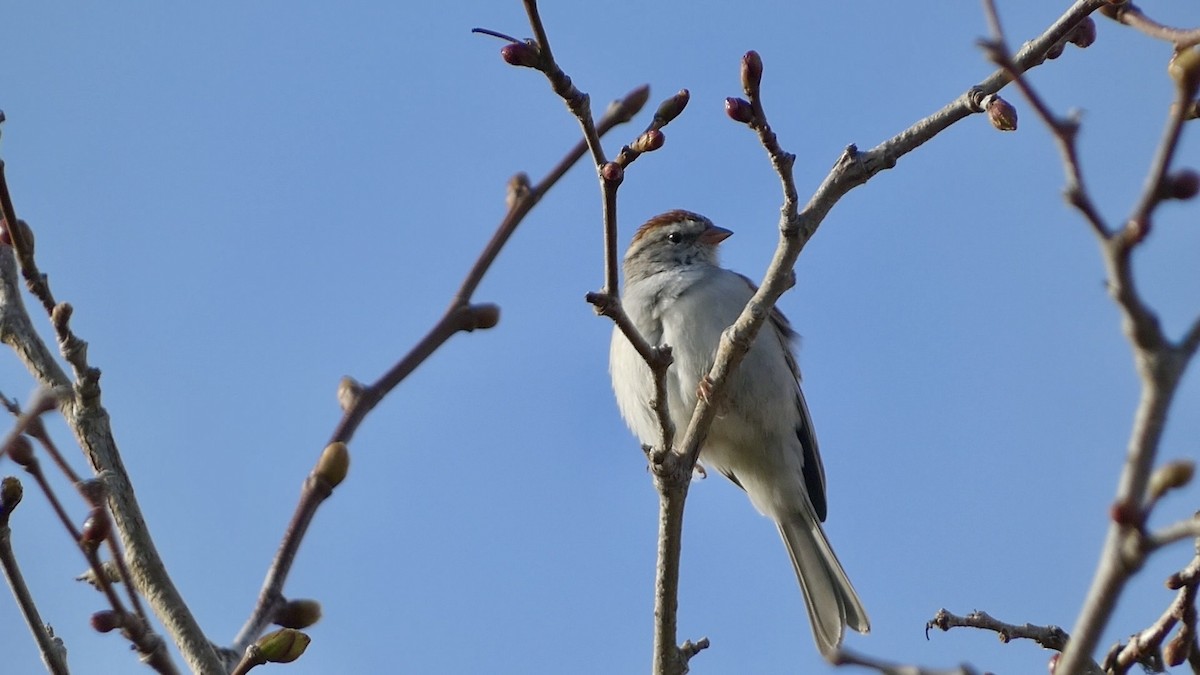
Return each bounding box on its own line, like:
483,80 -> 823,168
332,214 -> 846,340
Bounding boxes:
986,95 -> 1018,131
1068,18 -> 1097,48
741,50 -> 763,92
1164,169 -> 1200,200
8,436 -> 35,467
500,42 -> 539,69
631,129 -> 664,153
725,97 -> 754,124
601,162 -> 623,184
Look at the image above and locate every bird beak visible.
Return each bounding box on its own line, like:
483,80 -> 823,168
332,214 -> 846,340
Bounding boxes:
700,224 -> 733,245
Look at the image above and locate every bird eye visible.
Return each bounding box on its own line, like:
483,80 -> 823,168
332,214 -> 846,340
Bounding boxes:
666,231 -> 683,244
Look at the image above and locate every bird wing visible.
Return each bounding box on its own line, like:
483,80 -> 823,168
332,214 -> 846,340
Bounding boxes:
734,273 -> 829,522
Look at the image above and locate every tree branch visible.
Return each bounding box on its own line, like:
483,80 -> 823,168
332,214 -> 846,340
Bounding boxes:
0,167 -> 223,673
1099,3 -> 1200,48
232,84 -> 649,654
975,2 -> 1200,673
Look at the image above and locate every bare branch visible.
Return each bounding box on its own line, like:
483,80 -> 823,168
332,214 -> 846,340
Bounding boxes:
1100,3 -> 1200,48
0,170 -> 223,673
974,3 -> 1200,673
0,481 -> 70,675
1104,549 -> 1200,673
927,608 -> 1071,651
233,87 -> 648,653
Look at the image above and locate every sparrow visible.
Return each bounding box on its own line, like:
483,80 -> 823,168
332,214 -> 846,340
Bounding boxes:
608,209 -> 869,658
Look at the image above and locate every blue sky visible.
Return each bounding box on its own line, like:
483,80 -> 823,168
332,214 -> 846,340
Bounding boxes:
1,2 -> 1198,673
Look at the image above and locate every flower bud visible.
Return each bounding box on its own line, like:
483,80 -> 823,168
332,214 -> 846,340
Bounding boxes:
91,610 -> 124,633
1164,631 -> 1189,667
500,42 -> 539,69
1163,169 -> 1200,201
315,442 -> 350,488
631,129 -> 664,154
275,599 -> 323,629
654,89 -> 689,124
724,97 -> 754,124
1,476 -> 23,514
469,303 -> 500,330
601,162 -> 623,184
986,95 -> 1018,131
1148,458 -> 1195,498
1171,47 -> 1200,97
1068,17 -> 1097,49
336,376 -> 364,412
1109,500 -> 1142,527
741,50 -> 763,92
13,219 -> 34,255
78,478 -> 108,507
257,628 -> 310,664
8,436 -> 35,467
80,508 -> 111,547
505,172 -> 531,210
1045,41 -> 1064,61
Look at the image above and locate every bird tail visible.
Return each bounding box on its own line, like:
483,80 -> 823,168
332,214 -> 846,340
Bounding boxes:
777,516 -> 870,659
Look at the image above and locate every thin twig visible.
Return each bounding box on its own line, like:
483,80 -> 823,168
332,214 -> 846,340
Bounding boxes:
0,516 -> 70,674
974,2 -> 1200,673
1101,3 -> 1200,48
926,608 -> 1072,651
1104,550 -> 1200,673
233,86 -> 649,653
0,156 -> 237,675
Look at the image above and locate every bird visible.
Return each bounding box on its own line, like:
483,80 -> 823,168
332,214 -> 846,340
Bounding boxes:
608,209 -> 869,659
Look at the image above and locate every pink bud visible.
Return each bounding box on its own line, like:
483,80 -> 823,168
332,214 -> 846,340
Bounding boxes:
986,95 -> 1018,131
741,50 -> 763,92
724,97 -> 754,124
500,42 -> 539,69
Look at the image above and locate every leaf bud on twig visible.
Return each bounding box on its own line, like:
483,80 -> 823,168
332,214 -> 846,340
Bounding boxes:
654,89 -> 690,125
505,172 -> 532,210
1163,169 -> 1200,201
1164,630 -> 1190,667
500,41 -> 540,69
1148,458 -> 1195,499
91,610 -> 124,633
7,436 -> 35,467
0,476 -> 22,515
257,628 -> 310,664
1067,17 -> 1097,49
601,161 -> 624,184
724,97 -> 754,125
741,50 -> 763,92
1170,47 -> 1200,98
80,508 -> 111,547
469,303 -> 501,330
631,129 -> 664,154
1109,500 -> 1143,527
315,442 -> 350,488
275,599 -> 323,629
985,94 -> 1018,131
336,376 -> 364,412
